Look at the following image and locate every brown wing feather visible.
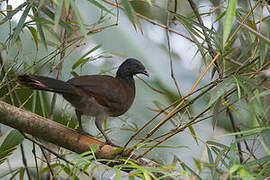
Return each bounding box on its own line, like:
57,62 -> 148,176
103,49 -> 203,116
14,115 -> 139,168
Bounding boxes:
67,75 -> 134,115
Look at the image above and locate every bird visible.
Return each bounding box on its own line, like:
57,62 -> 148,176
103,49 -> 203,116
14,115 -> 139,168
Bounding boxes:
18,58 -> 149,146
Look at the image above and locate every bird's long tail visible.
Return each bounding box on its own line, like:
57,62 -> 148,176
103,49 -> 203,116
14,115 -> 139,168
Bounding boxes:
18,74 -> 75,94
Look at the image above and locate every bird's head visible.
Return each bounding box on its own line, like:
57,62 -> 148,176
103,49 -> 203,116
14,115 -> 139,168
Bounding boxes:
116,58 -> 149,78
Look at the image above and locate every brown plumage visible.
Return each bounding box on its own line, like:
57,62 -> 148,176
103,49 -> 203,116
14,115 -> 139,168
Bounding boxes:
18,58 -> 149,145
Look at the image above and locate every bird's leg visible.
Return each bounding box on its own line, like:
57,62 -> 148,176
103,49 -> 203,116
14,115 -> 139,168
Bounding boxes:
95,113 -> 117,147
75,110 -> 83,132
75,110 -> 92,140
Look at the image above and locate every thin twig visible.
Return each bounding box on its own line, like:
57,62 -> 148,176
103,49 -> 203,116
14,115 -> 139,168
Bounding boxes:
23,135 -> 90,176
40,145 -> 55,178
20,144 -> 32,180
126,0 -> 262,155
187,0 -> 222,78
226,108 -> 243,163
165,1 -> 193,122
135,87 -> 237,159
123,77 -> 223,149
101,0 -> 197,45
32,142 -> 40,180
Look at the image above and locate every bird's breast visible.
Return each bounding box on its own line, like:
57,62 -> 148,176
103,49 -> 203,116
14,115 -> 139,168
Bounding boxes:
109,81 -> 135,117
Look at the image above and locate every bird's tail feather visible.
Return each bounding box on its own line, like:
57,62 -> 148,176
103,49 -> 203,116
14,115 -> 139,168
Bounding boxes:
18,74 -> 75,94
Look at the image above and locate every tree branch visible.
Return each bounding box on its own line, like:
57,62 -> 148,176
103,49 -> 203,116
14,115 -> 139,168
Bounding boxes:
0,100 -> 119,159
0,100 -> 177,179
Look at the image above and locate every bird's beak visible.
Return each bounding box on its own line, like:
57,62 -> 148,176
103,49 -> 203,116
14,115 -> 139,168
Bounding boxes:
139,69 -> 150,77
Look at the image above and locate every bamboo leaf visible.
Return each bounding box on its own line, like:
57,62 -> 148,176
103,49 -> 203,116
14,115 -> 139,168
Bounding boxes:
174,13 -> 216,35
64,0 -> 70,14
72,44 -> 102,70
233,76 -> 241,100
26,26 -> 39,49
86,0 -> 114,15
121,0 -> 137,29
250,89 -> 270,101
10,5 -> 31,46
71,71 -> 79,77
244,155 -> 270,168
54,0 -> 63,26
223,0 -> 237,46
188,125 -> 198,144
212,98 -> 222,130
214,11 -> 226,23
207,141 -> 229,149
0,130 -> 24,165
172,156 -> 202,180
32,6 -> 47,50
114,167 -> 121,180
0,2 -> 28,25
70,0 -> 87,39
0,168 -> 22,179
16,36 -> 23,53
259,42 -> 266,67
222,127 -> 270,137
208,78 -> 234,108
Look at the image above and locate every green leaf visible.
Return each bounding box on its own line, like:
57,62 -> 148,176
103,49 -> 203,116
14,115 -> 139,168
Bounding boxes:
70,0 -> 87,39
0,168 -> 22,179
16,35 -> 23,53
0,2 -> 28,25
121,0 -> 137,29
250,89 -> 270,101
207,141 -> 229,149
172,156 -> 202,180
259,41 -> 266,67
230,164 -> 241,173
26,26 -> 39,49
212,98 -> 222,130
54,0 -> 63,26
0,130 -> 24,165
244,155 -> 270,168
223,0 -> 237,46
114,167 -> 121,180
10,5 -> 31,46
221,99 -> 240,115
32,6 -> 48,50
86,0 -> 114,15
72,44 -> 102,70
145,0 -> 152,5
193,158 -> 202,172
229,142 -> 238,166
222,127 -> 270,137
214,11 -> 226,23
233,76 -> 241,100
19,168 -> 25,180
213,149 -> 227,176
65,0 -> 70,14
174,13 -> 216,35
71,71 -> 79,77
208,78 -> 234,108
188,125 -> 198,144
207,146 -> 214,165
40,6 -> 72,32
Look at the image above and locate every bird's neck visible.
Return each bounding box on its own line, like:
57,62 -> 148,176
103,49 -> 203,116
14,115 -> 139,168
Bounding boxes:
116,75 -> 135,86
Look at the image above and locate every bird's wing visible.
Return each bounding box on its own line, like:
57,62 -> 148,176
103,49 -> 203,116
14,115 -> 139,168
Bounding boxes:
67,75 -> 128,111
